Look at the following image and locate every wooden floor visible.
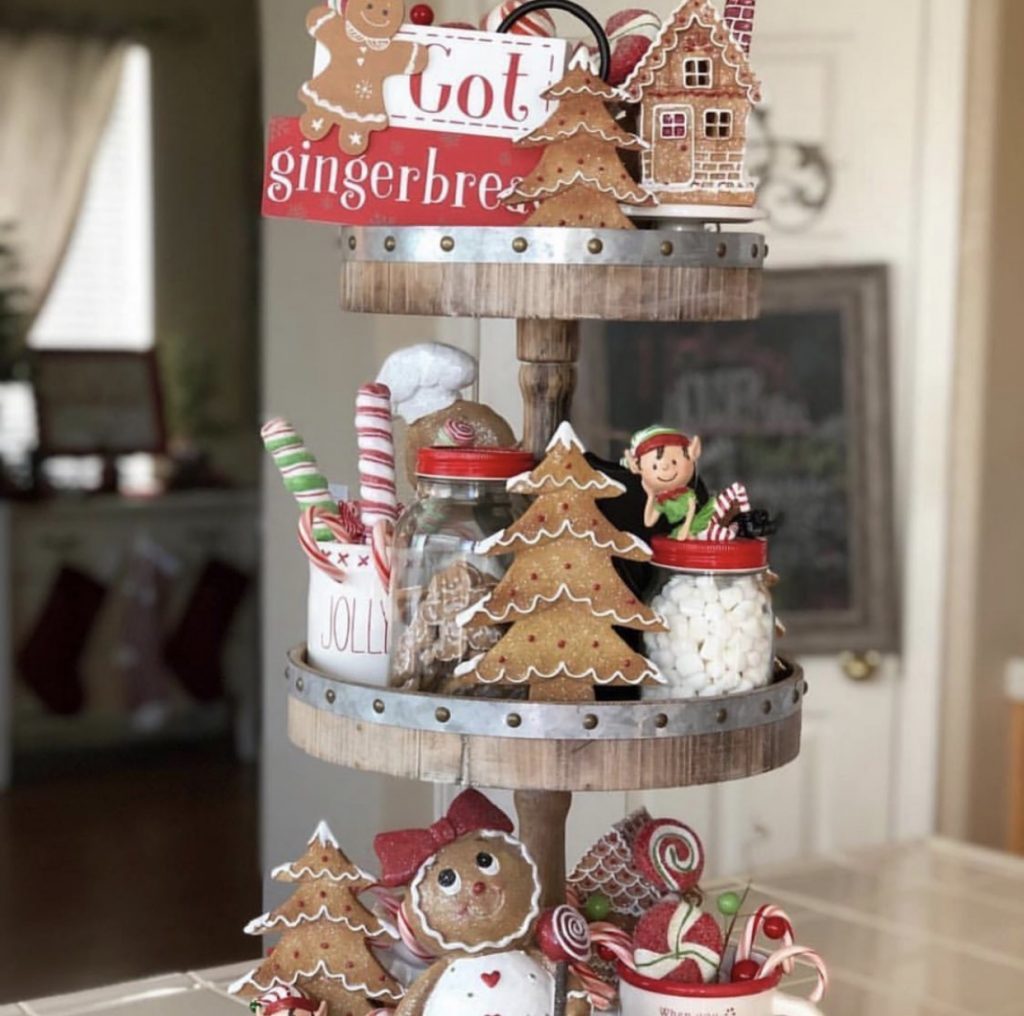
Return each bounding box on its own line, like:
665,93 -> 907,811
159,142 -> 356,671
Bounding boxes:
0,743 -> 260,1002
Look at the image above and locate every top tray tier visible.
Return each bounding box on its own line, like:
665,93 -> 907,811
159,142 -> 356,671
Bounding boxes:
339,226 -> 765,322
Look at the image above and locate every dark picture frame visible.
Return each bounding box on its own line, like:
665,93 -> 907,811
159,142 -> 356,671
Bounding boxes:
33,349 -> 167,457
577,264 -> 898,655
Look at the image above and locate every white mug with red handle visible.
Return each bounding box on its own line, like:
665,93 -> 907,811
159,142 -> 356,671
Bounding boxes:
617,963 -> 825,1016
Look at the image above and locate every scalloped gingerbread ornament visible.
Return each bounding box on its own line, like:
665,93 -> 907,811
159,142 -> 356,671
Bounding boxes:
450,422 -> 668,702
231,822 -> 401,1016
501,45 -> 653,228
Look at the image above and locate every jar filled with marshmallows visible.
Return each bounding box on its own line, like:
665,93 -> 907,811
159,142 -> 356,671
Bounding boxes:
643,537 -> 774,700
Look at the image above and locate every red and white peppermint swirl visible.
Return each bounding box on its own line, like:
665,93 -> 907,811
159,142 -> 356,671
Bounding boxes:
543,905 -> 592,964
442,418 -> 477,447
646,821 -> 704,892
481,1 -> 556,36
356,383 -> 398,531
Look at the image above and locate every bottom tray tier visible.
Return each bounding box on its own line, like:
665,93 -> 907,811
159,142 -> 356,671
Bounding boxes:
285,647 -> 804,791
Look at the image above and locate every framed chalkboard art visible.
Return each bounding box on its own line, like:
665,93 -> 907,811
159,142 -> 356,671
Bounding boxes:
576,265 -> 898,655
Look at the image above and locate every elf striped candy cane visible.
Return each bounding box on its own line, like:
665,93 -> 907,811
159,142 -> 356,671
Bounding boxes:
262,418 -> 337,542
356,383 -> 399,531
760,946 -> 828,1003
703,482 -> 752,541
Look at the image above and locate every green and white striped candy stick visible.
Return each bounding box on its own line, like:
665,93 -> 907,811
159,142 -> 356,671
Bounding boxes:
261,418 -> 337,541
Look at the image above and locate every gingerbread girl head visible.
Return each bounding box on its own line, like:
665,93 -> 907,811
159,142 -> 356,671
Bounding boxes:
375,789 -> 541,955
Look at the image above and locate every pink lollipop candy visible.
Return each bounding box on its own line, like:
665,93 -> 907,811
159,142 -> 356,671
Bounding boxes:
537,905 -> 592,964
632,819 -> 705,894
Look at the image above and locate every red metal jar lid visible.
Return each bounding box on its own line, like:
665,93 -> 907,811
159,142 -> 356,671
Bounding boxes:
651,536 -> 769,572
416,447 -> 536,480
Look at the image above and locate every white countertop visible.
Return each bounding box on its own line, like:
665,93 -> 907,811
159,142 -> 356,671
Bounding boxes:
6,839 -> 1023,1016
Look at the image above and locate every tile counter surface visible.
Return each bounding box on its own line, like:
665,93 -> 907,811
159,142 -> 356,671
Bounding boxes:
9,840 -> 1024,1016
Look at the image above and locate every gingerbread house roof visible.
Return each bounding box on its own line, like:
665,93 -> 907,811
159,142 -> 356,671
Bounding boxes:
619,0 -> 762,104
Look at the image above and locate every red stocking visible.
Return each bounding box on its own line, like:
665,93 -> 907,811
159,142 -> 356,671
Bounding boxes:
17,567 -> 107,715
163,559 -> 250,702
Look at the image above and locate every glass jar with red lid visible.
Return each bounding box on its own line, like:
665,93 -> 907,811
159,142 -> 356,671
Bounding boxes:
389,447 -> 536,692
644,536 -> 774,700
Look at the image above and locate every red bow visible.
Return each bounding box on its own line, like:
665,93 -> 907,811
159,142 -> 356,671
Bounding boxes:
374,789 -> 514,887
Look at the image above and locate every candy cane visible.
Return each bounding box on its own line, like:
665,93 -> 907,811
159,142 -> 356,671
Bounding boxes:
591,922 -> 635,969
737,905 -> 795,967
299,508 -> 354,582
760,946 -> 828,1003
262,418 -> 337,541
356,383 -> 398,531
371,519 -> 393,592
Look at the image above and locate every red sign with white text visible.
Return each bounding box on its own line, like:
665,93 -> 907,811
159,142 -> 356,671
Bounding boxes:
262,117 -> 541,226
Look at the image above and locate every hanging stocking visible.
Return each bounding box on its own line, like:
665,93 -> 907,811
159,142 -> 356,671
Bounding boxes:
113,537 -> 181,719
16,567 -> 107,715
163,559 -> 250,702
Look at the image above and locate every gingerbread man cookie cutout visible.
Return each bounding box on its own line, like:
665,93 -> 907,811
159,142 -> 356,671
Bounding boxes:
375,790 -> 593,1016
299,1 -> 428,155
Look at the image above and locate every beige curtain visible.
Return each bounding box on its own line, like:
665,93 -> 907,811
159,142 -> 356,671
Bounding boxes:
0,31 -> 126,334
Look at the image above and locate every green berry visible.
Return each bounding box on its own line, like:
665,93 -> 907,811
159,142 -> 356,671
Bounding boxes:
584,892 -> 612,921
717,891 -> 741,916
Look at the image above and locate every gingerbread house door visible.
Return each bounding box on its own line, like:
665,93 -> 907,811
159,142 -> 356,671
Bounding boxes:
651,103 -> 694,188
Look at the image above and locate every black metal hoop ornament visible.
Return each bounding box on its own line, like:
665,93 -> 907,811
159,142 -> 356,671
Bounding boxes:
496,0 -> 612,83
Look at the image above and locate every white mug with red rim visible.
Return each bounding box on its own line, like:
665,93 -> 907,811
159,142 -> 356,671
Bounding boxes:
617,963 -> 825,1016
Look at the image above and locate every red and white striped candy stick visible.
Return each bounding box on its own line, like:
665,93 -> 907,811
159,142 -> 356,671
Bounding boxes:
355,383 -> 398,530
760,946 -> 828,1003
736,905 -> 795,967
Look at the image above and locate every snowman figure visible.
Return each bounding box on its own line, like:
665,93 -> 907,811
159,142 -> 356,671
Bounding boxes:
374,789 -> 592,1016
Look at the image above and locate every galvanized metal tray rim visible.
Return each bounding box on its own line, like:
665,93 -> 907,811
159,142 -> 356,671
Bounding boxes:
286,646 -> 804,742
339,226 -> 766,269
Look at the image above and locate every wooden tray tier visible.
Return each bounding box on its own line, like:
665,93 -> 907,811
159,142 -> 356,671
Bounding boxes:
339,226 -> 765,322
285,647 -> 803,793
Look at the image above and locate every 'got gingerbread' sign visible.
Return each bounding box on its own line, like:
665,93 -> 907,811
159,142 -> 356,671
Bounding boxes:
263,2 -> 568,226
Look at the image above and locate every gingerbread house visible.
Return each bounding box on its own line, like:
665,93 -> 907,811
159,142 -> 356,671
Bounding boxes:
619,0 -> 762,210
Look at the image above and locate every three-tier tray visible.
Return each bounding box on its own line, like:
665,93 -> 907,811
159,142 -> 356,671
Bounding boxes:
286,223 -> 803,906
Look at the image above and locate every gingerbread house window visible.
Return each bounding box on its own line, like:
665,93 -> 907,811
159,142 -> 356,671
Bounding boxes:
660,111 -> 688,140
683,57 -> 713,88
703,109 -> 733,139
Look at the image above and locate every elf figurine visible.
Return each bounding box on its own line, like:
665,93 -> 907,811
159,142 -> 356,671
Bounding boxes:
622,426 -> 753,542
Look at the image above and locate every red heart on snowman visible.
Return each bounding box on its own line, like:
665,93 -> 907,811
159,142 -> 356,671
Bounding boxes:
481,971 -> 502,988
634,899 -> 723,984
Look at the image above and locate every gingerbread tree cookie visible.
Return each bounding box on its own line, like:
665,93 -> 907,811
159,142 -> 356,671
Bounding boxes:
450,422 -> 668,701
501,46 -> 653,229
231,822 -> 402,1016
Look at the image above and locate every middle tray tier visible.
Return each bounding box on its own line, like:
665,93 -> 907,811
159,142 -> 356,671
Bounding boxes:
286,646 -> 803,791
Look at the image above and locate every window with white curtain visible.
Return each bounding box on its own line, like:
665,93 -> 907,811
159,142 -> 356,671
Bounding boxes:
0,44 -> 154,480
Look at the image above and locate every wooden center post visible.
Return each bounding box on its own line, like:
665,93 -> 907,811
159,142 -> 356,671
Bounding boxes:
517,319 -> 580,457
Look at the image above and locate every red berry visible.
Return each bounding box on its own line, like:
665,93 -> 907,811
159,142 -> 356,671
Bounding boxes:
731,959 -> 761,982
764,915 -> 790,940
410,4 -> 434,25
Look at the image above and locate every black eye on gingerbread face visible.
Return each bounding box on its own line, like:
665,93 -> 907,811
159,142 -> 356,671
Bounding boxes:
407,832 -> 541,954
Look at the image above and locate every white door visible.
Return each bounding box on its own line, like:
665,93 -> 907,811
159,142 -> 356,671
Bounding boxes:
476,0 -> 968,875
